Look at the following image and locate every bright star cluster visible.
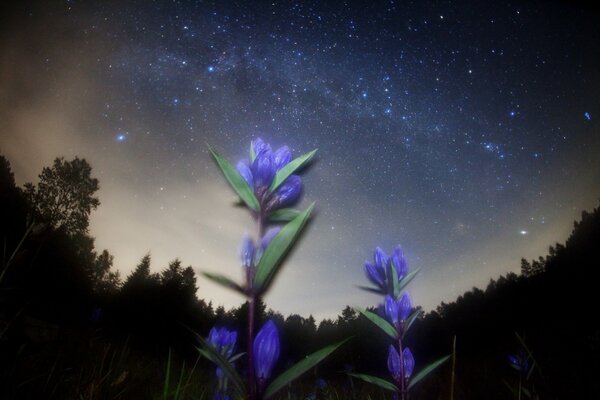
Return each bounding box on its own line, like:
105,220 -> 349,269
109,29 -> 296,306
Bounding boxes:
1,0 -> 599,319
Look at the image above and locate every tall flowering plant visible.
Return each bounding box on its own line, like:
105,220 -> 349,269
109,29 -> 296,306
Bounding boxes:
351,246 -> 449,400
198,139 -> 345,400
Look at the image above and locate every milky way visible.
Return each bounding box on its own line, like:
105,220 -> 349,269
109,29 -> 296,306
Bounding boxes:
1,1 -> 599,319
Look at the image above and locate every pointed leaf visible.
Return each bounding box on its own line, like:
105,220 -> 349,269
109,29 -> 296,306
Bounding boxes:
390,260 -> 399,298
228,352 -> 246,363
268,208 -> 301,222
202,272 -> 245,294
355,308 -> 398,339
196,338 -> 246,397
347,373 -> 398,392
268,149 -> 317,192
250,141 -> 256,162
402,308 -> 422,338
253,203 -> 314,293
407,355 -> 450,390
356,285 -> 386,295
208,145 -> 260,211
264,339 -> 348,399
398,267 -> 421,292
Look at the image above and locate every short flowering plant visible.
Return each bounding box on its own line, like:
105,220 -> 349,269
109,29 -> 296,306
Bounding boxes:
350,246 -> 450,400
197,139 -> 345,400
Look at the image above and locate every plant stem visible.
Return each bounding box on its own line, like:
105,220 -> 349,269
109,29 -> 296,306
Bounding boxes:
398,337 -> 405,400
248,212 -> 265,400
248,295 -> 256,400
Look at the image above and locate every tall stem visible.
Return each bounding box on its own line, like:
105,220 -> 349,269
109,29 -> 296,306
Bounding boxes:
248,295 -> 256,400
248,211 -> 265,400
398,336 -> 406,400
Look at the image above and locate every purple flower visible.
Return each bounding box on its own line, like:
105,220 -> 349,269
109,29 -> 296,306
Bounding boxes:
260,227 -> 281,250
240,235 -> 254,268
403,348 -> 415,379
388,346 -> 415,382
207,327 -> 237,359
252,148 -> 276,190
236,138 -> 303,211
398,292 -> 412,321
364,245 -> 410,294
387,345 -> 402,380
508,353 -> 529,374
364,261 -> 386,287
253,320 -> 280,380
273,145 -> 292,170
267,175 -> 302,209
390,245 -> 408,279
374,247 -> 388,271
384,293 -> 412,327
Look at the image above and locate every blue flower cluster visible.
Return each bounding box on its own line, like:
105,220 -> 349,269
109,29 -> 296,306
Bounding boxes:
237,138 -> 302,213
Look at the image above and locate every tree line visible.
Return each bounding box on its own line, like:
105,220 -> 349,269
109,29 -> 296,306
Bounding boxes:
1,154 -> 598,399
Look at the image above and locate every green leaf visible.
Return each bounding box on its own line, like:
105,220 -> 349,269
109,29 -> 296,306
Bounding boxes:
389,260 -> 399,298
355,308 -> 398,339
268,149 -> 317,192
208,145 -> 260,211
250,141 -> 256,162
402,308 -> 422,339
398,267 -> 421,292
202,272 -> 245,294
264,339 -> 348,399
196,336 -> 246,396
356,285 -> 385,295
267,208 -> 301,222
407,354 -> 450,390
347,373 -> 398,392
253,203 -> 314,293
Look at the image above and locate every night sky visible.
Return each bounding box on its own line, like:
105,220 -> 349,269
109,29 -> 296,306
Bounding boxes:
1,1 -> 599,320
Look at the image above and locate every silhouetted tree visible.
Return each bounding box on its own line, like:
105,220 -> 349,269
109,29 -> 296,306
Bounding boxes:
23,157 -> 99,236
88,249 -> 121,295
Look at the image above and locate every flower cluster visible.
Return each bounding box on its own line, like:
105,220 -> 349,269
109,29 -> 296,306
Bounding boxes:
364,245 -> 408,294
357,245 -> 420,399
207,327 -> 238,359
237,138 -> 302,213
205,138 -> 346,400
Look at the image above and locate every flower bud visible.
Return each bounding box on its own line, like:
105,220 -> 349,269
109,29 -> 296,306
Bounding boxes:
272,175 -> 302,207
236,160 -> 254,187
398,292 -> 412,322
253,320 -> 280,380
364,261 -> 385,287
273,145 -> 292,170
403,347 -> 415,379
251,149 -> 276,190
387,345 -> 401,380
240,235 -> 255,268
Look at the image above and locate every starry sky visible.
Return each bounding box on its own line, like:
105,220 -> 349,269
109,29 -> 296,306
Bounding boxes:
1,0 -> 599,320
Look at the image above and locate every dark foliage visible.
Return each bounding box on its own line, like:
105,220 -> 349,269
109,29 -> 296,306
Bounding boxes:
1,153 -> 598,399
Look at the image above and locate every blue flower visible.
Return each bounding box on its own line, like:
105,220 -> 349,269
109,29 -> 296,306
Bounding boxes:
507,352 -> 529,375
387,345 -> 401,381
384,293 -> 412,327
240,235 -> 254,268
236,138 -> 303,211
240,228 -> 280,268
388,345 -> 415,382
364,245 -> 410,294
207,326 -> 237,359
402,348 -> 415,379
253,320 -> 280,380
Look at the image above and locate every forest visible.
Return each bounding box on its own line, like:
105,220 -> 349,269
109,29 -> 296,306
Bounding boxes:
0,154 -> 598,399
